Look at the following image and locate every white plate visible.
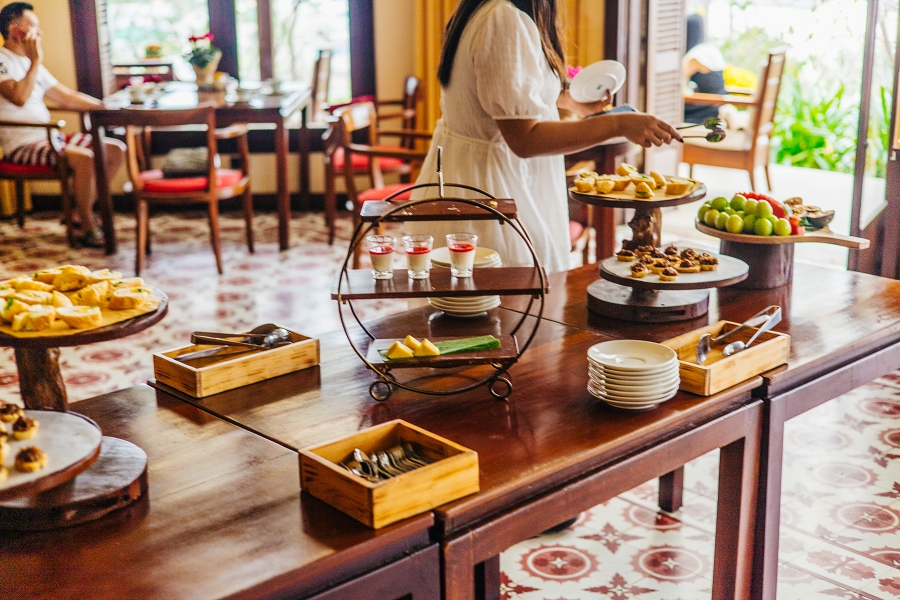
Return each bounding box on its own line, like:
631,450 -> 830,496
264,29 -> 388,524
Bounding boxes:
569,60 -> 627,103
600,398 -> 664,411
587,360 -> 679,378
429,295 -> 500,307
588,381 -> 679,400
431,247 -> 501,267
588,373 -> 680,394
587,340 -> 677,371
588,384 -> 678,404
430,297 -> 501,316
588,364 -> 680,383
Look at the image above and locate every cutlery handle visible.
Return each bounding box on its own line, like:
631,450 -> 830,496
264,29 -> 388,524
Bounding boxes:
743,307 -> 782,349
190,335 -> 262,349
712,305 -> 780,344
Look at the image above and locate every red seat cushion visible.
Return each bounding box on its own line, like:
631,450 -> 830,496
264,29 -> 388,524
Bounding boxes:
333,147 -> 406,171
358,183 -> 414,203
569,220 -> 584,245
0,161 -> 56,176
139,169 -> 243,193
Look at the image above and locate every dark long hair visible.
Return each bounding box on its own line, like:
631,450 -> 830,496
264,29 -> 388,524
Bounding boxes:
437,0 -> 566,88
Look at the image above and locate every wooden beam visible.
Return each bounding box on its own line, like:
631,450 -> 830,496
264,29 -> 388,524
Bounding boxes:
208,0 -> 240,77
349,0 -> 376,98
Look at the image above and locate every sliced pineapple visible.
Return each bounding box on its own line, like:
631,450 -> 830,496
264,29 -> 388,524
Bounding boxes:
385,341 -> 414,360
414,339 -> 440,357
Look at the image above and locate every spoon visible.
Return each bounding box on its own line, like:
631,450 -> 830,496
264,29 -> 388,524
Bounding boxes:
679,129 -> 726,143
723,307 -> 782,356
695,305 -> 781,364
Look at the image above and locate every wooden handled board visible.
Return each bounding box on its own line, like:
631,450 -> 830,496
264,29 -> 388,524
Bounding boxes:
696,221 -> 869,249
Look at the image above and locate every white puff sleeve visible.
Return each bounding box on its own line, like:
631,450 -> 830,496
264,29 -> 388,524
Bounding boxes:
470,3 -> 555,120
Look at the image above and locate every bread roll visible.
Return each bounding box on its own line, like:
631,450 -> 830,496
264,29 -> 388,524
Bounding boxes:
12,305 -> 56,332
111,277 -> 145,289
1,298 -> 31,323
108,287 -> 151,310
649,171 -> 667,188
57,306 -> 102,329
53,265 -> 91,291
71,281 -> 110,307
14,290 -> 53,305
51,291 -> 73,308
33,269 -> 61,284
616,163 -> 637,177
665,177 -> 692,196
14,279 -> 53,292
87,269 -> 123,285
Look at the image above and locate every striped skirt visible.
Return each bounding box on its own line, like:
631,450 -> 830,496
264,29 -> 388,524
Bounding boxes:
6,132 -> 93,167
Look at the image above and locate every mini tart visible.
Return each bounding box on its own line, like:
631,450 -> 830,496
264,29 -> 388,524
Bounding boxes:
12,416 -> 38,440
664,245 -> 680,257
638,255 -> 656,266
699,256 -> 720,271
680,248 -> 699,260
675,260 -> 701,273
615,249 -> 637,262
615,163 -> 637,177
14,446 -> 47,472
649,259 -> 670,274
659,267 -> 680,281
649,248 -> 667,260
635,245 -> 655,257
629,263 -> 649,278
0,403 -> 22,423
57,306 -> 102,329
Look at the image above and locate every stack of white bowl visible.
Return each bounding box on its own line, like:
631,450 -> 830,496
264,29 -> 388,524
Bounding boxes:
429,247 -> 501,317
586,340 -> 680,410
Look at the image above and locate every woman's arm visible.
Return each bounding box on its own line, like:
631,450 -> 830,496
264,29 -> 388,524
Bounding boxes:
496,111 -> 682,159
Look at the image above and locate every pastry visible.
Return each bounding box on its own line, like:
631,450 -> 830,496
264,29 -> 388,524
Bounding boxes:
0,403 -> 22,423
111,277 -> 145,289
13,290 -> 53,305
615,163 -> 637,177
674,259 -> 701,273
659,267 -> 679,281
0,466 -> 7,482
664,245 -> 680,257
108,287 -> 151,310
601,174 -> 631,191
634,181 -> 653,199
87,269 -> 123,285
615,249 -> 637,262
12,416 -> 38,440
0,288 -> 14,300
635,245 -> 654,257
573,178 -> 594,193
649,171 -> 667,188
680,248 -> 699,260
629,262 -> 649,278
71,281 -> 110,307
699,255 -> 719,271
57,305 -> 102,329
665,177 -> 692,195
14,446 -> 47,472
1,298 -> 31,323
649,248 -> 667,260
630,173 -> 658,190
594,179 -> 615,195
649,259 -> 670,274
33,269 -> 61,284
12,305 -> 56,332
638,255 -> 655,266
52,290 -> 73,308
52,265 -> 91,292
14,279 -> 53,292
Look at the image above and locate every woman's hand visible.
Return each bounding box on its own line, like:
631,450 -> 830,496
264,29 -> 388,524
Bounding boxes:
557,89 -> 613,118
614,113 -> 682,147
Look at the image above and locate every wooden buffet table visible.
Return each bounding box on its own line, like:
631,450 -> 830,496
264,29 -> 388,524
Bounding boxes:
91,82 -> 311,255
501,262 -> 900,600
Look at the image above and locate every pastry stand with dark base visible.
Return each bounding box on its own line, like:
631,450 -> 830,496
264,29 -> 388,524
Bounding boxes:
695,221 -> 870,289
0,288 -> 168,411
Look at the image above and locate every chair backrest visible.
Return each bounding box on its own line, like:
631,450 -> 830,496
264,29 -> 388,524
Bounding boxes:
322,101 -> 381,202
748,48 -> 787,151
310,49 -> 333,123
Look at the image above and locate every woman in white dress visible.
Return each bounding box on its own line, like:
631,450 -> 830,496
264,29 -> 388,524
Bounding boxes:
409,0 -> 681,273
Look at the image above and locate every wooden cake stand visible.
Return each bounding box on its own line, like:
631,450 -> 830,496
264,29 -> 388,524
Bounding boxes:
0,287 -> 168,411
695,222 -> 870,289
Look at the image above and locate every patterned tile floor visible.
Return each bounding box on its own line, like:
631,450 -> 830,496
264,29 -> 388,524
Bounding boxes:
3,210 -> 900,599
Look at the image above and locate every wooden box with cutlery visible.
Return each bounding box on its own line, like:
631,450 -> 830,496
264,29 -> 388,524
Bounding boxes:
661,321 -> 790,396
299,419 -> 479,529
152,328 -> 319,398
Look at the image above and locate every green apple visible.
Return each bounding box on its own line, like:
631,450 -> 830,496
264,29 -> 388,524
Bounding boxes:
715,211 -> 729,230
697,203 -> 712,222
710,196 -> 729,212
726,214 -> 745,234
704,209 -> 720,228
756,201 -> 774,219
774,218 -> 792,236
744,199 -> 759,216
754,217 -> 774,236
742,214 -> 757,233
724,207 -> 736,215
767,214 -> 779,227
730,194 -> 746,211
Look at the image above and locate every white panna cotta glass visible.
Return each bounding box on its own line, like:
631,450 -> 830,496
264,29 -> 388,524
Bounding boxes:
402,234 -> 433,279
446,233 -> 478,278
366,235 -> 396,279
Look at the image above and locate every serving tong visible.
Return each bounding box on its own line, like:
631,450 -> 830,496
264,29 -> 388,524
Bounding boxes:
340,443 -> 434,483
175,323 -> 292,363
695,305 -> 781,364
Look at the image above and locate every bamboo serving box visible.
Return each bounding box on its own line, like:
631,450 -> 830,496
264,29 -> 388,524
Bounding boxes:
152,328 -> 319,397
299,420 -> 479,529
661,320 -> 790,396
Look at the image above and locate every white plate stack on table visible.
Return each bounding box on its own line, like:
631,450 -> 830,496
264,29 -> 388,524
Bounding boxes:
586,340 -> 680,410
428,247 -> 502,317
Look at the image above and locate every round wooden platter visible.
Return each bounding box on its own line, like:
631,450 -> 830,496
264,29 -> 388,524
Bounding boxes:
0,436 -> 147,530
0,410 -> 102,502
599,248 -> 749,291
695,221 -> 870,249
0,285 -> 168,349
568,180 -> 707,209
586,279 -> 710,323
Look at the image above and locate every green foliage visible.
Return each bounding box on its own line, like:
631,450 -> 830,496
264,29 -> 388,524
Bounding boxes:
865,86 -> 892,178
716,27 -> 784,74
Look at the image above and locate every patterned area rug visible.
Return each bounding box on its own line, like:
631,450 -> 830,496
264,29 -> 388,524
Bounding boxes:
3,211 -> 900,599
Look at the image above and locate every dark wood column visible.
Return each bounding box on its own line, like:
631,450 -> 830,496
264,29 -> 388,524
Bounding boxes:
349,0 -> 375,98
208,0 -> 240,77
68,0 -> 112,97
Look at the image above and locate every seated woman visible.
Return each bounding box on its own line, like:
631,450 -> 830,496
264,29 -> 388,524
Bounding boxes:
683,14 -> 728,125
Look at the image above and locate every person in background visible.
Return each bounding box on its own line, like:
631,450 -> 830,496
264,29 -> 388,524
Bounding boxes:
683,14 -> 731,126
408,0 -> 681,273
0,2 -> 124,248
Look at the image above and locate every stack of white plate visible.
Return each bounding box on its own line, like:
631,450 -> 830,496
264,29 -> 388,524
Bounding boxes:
586,340 -> 680,410
429,247 -> 501,317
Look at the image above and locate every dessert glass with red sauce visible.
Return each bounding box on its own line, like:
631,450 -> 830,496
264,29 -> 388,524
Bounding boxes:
365,235 -> 396,279
446,233 -> 478,278
402,234 -> 433,279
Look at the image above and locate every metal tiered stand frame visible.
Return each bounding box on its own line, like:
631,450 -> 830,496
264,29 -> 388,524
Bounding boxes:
333,178 -> 547,402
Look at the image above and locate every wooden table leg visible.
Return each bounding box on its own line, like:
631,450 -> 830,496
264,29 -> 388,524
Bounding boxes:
275,118 -> 291,251
90,126 -> 117,255
475,555 -> 500,600
658,466 -> 684,512
711,404 -> 761,600
299,106 -> 310,212
592,206 -> 618,260
13,347 -> 68,411
750,399 -> 786,600
443,535 -> 476,600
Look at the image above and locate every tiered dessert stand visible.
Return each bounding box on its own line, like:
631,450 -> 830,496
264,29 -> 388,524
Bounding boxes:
569,182 -> 749,322
333,176 -> 547,401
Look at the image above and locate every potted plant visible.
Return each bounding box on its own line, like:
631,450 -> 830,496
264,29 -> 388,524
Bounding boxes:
185,33 -> 221,89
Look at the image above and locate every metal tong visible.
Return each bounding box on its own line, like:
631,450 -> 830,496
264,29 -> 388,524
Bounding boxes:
695,305 -> 781,364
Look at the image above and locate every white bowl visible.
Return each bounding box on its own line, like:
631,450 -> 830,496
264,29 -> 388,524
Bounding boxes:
587,340 -> 677,371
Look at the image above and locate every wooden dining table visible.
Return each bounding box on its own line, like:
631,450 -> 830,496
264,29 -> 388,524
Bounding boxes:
90,82 -> 311,255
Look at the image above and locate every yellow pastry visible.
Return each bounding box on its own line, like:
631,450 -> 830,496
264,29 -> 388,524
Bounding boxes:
71,281 -> 110,307
573,178 -> 594,193
87,269 -> 123,285
665,177 -> 692,195
12,416 -> 38,440
52,265 -> 91,291
674,260 -> 701,273
699,256 -> 719,271
630,263 -> 649,278
615,249 -> 637,262
14,446 -> 47,472
649,259 -> 670,274
616,163 -> 637,177
402,335 -> 422,353
608,175 -> 631,191
57,305 -> 102,329
12,305 -> 56,332
14,279 -> 53,292
108,287 -> 150,310
649,171 -> 667,188
630,173 -> 657,190
13,290 -> 52,305
634,181 -> 653,199
0,466 -> 7,482
659,267 -> 679,282
51,290 -> 73,308
33,269 -> 61,284
1,298 -> 31,323
0,288 -> 14,300
0,403 -> 22,423
111,277 -> 145,289
595,179 -> 615,194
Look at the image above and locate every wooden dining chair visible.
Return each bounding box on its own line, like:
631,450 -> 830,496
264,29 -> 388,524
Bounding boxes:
682,48 -> 787,191
0,119 -> 77,246
310,49 -> 333,124
116,105 -> 253,275
375,75 -> 423,156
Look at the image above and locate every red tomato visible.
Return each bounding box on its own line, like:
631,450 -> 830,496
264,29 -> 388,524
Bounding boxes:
789,216 -> 805,236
